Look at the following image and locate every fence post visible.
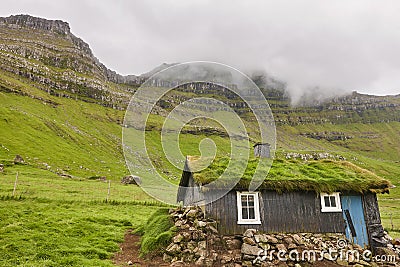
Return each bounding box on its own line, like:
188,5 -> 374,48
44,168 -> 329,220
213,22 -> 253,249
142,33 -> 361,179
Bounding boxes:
390,213 -> 394,230
106,180 -> 111,202
12,172 -> 19,197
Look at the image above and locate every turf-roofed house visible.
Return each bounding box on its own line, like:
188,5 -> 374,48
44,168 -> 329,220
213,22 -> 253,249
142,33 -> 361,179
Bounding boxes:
177,144 -> 393,251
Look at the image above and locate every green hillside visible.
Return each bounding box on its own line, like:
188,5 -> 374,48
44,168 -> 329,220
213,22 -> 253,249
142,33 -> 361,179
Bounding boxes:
0,81 -> 126,179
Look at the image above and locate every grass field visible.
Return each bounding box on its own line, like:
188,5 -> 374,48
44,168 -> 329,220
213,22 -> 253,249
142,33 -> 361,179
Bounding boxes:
0,163 -> 167,266
380,198 -> 400,239
0,198 -> 160,267
0,89 -> 127,180
0,164 -> 154,202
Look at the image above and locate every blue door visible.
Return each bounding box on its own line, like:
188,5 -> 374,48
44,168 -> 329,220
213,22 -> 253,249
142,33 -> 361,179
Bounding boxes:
341,195 -> 369,248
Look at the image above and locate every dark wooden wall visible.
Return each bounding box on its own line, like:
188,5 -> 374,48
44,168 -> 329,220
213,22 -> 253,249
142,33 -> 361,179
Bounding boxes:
181,173 -> 205,206
205,190 -> 346,235
362,193 -> 386,250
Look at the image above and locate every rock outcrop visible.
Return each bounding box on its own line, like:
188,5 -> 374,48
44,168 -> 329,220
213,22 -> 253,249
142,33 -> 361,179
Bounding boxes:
13,154 -> 24,164
285,152 -> 346,161
0,14 -> 141,109
121,175 -> 141,185
0,14 -> 71,35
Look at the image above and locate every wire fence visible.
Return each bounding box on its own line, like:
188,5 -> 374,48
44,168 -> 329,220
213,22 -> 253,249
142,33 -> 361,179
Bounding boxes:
386,212 -> 400,234
1,171 -> 156,203
1,171 -> 398,234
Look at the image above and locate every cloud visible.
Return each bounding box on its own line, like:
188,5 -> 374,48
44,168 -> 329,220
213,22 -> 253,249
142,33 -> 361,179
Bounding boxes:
1,0 -> 400,97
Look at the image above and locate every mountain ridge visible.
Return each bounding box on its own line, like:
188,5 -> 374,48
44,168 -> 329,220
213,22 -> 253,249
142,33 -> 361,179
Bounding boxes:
0,14 -> 142,85
0,14 -> 398,110
0,14 -> 399,162
0,14 -> 145,111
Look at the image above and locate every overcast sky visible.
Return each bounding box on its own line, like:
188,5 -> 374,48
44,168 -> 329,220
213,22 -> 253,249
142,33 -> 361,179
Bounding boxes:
2,0 -> 400,97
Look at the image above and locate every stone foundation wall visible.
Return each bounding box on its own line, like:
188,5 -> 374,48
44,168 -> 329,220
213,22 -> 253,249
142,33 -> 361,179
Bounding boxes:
164,206 -> 242,266
162,207 -> 399,267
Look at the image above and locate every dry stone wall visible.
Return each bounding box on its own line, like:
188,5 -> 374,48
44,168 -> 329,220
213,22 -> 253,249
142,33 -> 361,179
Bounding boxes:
162,207 -> 400,267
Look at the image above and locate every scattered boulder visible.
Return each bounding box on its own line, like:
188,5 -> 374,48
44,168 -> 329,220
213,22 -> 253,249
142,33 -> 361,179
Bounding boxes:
121,175 -> 141,185
0,164 -> 3,172
59,173 -> 73,178
14,155 -> 24,164
96,176 -> 107,182
88,175 -> 107,181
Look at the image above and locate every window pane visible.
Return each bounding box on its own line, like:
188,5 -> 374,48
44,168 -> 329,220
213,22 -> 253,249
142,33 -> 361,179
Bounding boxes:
248,195 -> 254,207
248,207 -> 255,219
242,207 -> 248,219
241,195 -> 248,207
324,196 -> 331,207
330,196 -> 336,207
239,193 -> 258,221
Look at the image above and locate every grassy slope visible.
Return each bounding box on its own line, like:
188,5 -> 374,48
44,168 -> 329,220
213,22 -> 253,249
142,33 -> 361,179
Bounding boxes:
135,208 -> 175,257
0,164 -> 154,202
277,122 -> 400,162
0,198 -> 158,266
0,88 -> 126,180
0,69 -> 167,265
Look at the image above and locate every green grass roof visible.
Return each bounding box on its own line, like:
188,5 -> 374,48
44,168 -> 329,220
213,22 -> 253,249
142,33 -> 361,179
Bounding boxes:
188,156 -> 392,194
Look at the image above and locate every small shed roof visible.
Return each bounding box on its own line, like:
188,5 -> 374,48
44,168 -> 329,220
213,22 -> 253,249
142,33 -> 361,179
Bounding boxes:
253,142 -> 270,147
182,155 -> 392,194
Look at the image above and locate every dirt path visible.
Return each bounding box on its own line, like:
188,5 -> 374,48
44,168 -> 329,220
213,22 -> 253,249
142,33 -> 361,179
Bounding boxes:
112,230 -> 169,267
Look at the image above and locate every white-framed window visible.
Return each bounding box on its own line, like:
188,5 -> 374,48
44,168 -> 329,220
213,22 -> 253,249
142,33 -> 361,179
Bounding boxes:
320,192 -> 342,212
237,191 -> 261,224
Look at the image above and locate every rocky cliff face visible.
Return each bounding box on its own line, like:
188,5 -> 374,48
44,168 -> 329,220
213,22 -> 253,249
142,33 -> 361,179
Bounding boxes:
272,91 -> 400,126
0,14 -> 141,109
0,14 -> 71,35
1,14 -> 399,118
